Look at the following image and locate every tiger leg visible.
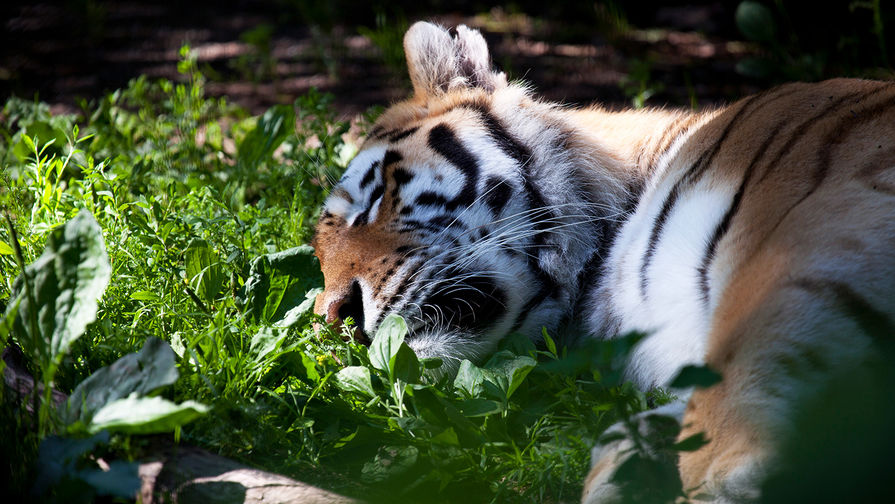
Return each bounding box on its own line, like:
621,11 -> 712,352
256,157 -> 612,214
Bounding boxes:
582,400 -> 688,504
678,273 -> 888,502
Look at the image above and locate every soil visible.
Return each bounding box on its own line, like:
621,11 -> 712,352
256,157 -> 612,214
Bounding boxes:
1,1 -> 762,121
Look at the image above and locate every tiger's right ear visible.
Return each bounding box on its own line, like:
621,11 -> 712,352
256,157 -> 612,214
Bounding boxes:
403,22 -> 507,100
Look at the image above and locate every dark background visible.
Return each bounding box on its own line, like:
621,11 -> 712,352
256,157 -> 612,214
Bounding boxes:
1,1 -> 892,117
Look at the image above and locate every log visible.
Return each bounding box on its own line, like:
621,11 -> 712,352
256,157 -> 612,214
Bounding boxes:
139,447 -> 359,504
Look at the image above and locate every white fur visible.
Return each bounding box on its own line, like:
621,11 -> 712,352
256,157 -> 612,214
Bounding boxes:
592,122 -> 739,389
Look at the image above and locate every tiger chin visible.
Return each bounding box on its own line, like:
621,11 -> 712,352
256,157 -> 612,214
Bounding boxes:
312,21 -> 895,503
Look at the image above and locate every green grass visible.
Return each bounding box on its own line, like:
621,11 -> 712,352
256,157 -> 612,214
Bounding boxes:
0,47 -> 678,503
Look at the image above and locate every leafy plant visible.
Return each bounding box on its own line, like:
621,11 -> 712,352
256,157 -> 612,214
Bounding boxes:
620,58 -> 665,109
3,210 -> 207,500
734,0 -> 892,82
358,11 -> 410,81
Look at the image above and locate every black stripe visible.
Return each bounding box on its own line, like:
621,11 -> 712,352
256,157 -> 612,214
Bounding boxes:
695,85 -> 893,303
430,214 -> 461,229
353,184 -> 384,226
638,90 -> 782,298
415,191 -> 450,207
511,281 -> 554,332
359,160 -> 379,189
464,105 -> 564,303
427,124 -> 480,211
696,119 -> 789,303
791,278 -> 895,346
760,86 -> 895,241
638,184 -> 682,297
809,89 -> 895,197
383,150 -> 403,168
392,167 -> 414,188
401,218 -> 458,233
757,84 -> 894,184
484,176 -> 513,216
388,126 -> 420,142
471,104 -> 532,166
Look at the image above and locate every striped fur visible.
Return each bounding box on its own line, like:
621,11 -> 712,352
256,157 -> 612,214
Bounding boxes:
312,22 -> 895,502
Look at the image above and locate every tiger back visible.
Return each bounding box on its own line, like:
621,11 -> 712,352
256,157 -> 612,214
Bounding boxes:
312,21 -> 895,502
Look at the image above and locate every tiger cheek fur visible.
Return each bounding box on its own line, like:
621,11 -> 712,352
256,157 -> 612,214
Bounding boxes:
312,21 -> 895,503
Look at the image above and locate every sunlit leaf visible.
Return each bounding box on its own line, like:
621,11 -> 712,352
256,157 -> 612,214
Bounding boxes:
369,313 -> 408,380
88,395 -> 208,434
8,209 -> 111,377
185,238 -> 225,303
454,360 -> 485,398
336,366 -> 377,398
392,342 -> 420,384
245,245 -> 323,323
64,337 -> 179,426
237,104 -> 295,170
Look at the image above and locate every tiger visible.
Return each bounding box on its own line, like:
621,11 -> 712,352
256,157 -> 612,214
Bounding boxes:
311,21 -> 895,503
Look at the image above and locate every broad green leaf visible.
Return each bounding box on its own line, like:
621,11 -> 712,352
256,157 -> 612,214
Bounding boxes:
735,1 -> 776,43
8,209 -> 111,376
392,342 -> 420,384
483,351 -> 537,400
336,366 -> 377,398
276,287 -> 321,328
497,331 -> 536,356
34,432 -> 110,491
504,356 -> 536,399
0,240 -> 13,255
454,360 -> 485,398
77,460 -> 141,498
369,313 -> 408,379
300,352 -> 321,382
672,432 -> 710,452
430,427 -> 460,446
245,245 -> 323,323
458,398 -> 505,417
237,104 -> 295,170
410,386 -> 484,447
420,356 -> 443,370
250,326 -> 286,359
184,239 -> 225,303
670,364 -> 723,389
88,395 -> 208,434
14,133 -> 35,161
64,337 -> 179,426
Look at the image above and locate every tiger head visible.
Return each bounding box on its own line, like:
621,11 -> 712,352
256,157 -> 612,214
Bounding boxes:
313,22 -> 630,371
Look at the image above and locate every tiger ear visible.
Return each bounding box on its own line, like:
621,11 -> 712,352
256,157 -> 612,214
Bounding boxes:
403,22 -> 507,100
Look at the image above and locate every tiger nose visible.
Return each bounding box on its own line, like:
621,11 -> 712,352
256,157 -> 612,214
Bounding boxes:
325,280 -> 368,343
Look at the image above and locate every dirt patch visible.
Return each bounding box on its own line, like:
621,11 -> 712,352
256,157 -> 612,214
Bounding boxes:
1,1 -> 760,120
